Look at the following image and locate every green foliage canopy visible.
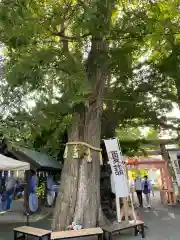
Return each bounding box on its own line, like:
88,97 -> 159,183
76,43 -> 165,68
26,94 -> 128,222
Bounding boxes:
0,0 -> 179,155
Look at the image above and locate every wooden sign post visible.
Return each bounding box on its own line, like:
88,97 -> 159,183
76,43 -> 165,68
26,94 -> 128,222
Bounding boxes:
104,138 -> 136,224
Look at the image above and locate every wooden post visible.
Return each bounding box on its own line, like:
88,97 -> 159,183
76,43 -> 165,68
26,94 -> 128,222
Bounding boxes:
116,196 -> 121,223
124,161 -> 136,222
160,168 -> 165,203
24,170 -> 31,214
44,173 -> 48,206
160,143 -> 169,162
160,145 -> 171,204
160,144 -> 176,204
123,198 -> 129,223
160,167 -> 166,188
119,163 -> 136,224
129,193 -> 137,222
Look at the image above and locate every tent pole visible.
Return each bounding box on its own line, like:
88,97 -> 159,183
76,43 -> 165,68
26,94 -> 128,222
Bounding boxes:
24,170 -> 30,215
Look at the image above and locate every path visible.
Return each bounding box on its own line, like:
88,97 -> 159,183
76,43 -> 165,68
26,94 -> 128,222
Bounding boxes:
0,192 -> 180,239
116,205 -> 180,239
116,191 -> 180,239
0,199 -> 52,224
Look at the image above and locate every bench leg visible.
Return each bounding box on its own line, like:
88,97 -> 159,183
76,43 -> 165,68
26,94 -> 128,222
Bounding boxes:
134,226 -> 138,236
14,231 -> 17,240
109,233 -> 112,240
39,234 -> 51,240
14,232 -> 25,240
103,231 -> 112,240
39,233 -> 51,240
98,234 -> 103,240
141,224 -> 145,238
103,232 -> 107,240
47,233 -> 51,240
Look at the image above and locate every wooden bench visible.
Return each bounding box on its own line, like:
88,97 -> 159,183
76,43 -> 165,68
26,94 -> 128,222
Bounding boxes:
13,226 -> 103,240
13,226 -> 52,240
101,220 -> 145,239
51,227 -> 103,240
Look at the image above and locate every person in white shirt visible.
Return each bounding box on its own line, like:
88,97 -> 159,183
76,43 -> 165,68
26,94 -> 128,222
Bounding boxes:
47,174 -> 54,191
46,174 -> 56,206
5,172 -> 16,211
135,176 -> 143,207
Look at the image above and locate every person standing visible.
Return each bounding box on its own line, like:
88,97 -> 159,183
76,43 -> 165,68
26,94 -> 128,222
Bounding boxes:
47,174 -> 54,191
5,171 -> 16,211
30,170 -> 37,194
29,170 -> 38,212
46,173 -> 56,206
135,176 -> 143,207
142,175 -> 152,208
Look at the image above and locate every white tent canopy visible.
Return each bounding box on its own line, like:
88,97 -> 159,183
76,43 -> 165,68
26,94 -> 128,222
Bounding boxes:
0,154 -> 30,171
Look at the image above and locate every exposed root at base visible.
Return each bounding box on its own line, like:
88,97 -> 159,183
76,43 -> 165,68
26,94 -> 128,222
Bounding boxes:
98,206 -> 112,226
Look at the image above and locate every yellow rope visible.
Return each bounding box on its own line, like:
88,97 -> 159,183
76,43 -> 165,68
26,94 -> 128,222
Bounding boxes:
66,141 -> 102,152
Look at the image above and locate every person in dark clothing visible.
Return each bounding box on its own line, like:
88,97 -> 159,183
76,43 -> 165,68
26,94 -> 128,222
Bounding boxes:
142,175 -> 152,208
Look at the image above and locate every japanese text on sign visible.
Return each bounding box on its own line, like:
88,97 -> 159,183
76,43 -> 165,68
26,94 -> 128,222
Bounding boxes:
109,151 -> 124,176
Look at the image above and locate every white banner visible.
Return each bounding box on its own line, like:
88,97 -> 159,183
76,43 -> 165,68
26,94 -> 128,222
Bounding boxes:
168,150 -> 180,187
104,138 -> 129,197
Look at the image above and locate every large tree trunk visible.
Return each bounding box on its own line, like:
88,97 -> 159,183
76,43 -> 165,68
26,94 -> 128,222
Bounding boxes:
52,39 -> 108,230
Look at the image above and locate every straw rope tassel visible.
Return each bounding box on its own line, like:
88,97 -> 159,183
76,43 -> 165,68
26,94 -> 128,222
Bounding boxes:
99,152 -> 103,165
63,145 -> 68,159
64,141 -> 103,165
86,147 -> 92,162
73,145 -> 79,158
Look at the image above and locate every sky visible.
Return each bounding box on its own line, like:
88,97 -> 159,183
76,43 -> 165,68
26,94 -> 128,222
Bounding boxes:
168,103 -> 180,119
140,103 -> 180,140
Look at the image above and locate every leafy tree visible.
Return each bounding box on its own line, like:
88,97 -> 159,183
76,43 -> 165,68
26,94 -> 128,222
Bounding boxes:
130,1 -> 180,135
116,127 -> 143,141
145,128 -> 159,140
140,0 -> 180,196
0,0 -> 179,229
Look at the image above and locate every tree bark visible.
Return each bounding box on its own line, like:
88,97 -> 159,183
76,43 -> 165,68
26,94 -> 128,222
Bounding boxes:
52,38 -> 109,230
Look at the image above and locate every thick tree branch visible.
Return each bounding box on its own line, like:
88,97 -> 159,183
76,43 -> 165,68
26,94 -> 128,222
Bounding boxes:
54,32 -> 91,41
60,23 -> 69,52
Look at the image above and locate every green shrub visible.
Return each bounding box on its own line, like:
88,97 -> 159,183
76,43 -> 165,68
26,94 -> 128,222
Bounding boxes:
36,183 -> 45,197
152,184 -> 160,190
